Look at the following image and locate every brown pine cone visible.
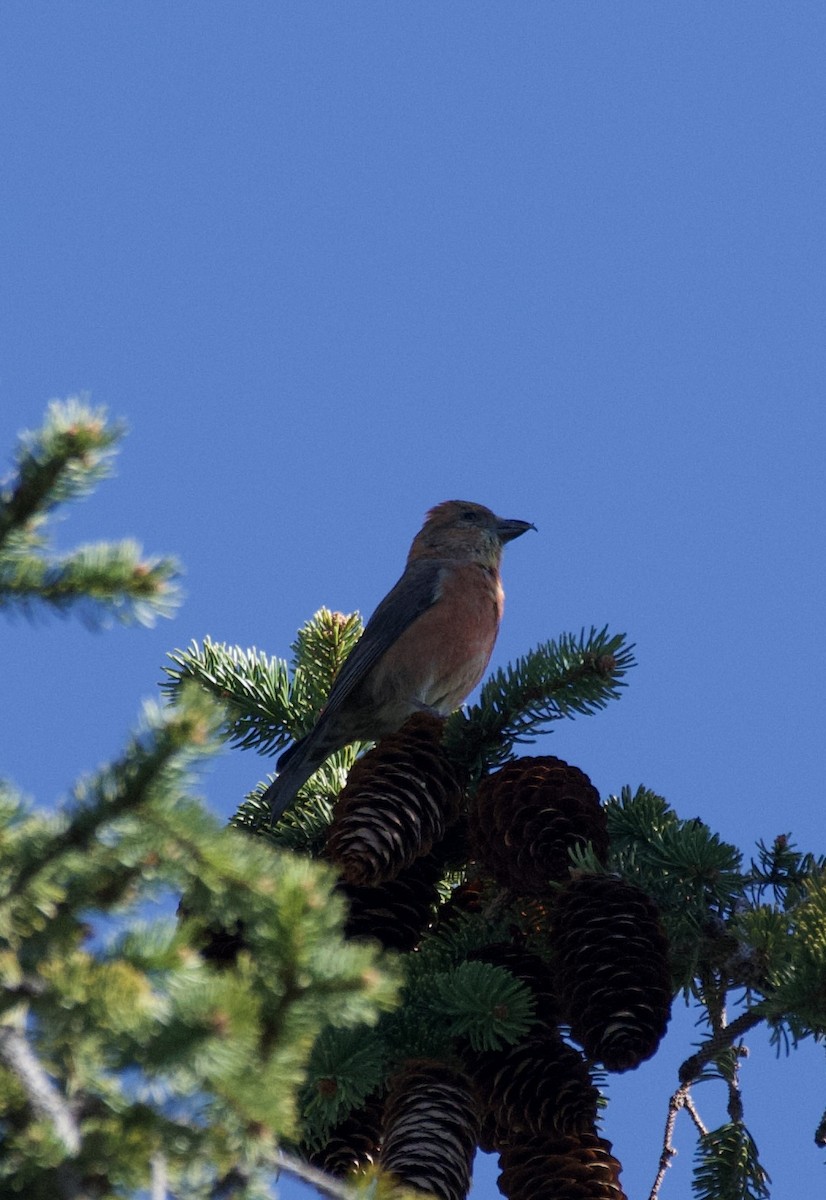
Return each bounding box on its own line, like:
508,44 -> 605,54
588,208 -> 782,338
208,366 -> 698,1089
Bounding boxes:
339,852 -> 443,952
498,1131 -> 626,1200
553,875 -> 672,1072
438,877 -> 489,922
381,1060 -> 480,1200
470,1031 -> 598,1151
308,1095 -> 383,1177
327,714 -> 464,887
472,757 -> 608,894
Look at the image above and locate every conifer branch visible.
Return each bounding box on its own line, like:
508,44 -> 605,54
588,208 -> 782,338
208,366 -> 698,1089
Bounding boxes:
678,1008 -> 764,1084
0,397 -> 122,546
164,613 -> 365,758
164,638 -> 295,755
2,540 -> 180,627
4,687 -> 221,900
0,399 -> 181,626
427,961 -> 536,1051
443,627 -> 634,776
3,412 -> 823,1200
692,1121 -> 771,1200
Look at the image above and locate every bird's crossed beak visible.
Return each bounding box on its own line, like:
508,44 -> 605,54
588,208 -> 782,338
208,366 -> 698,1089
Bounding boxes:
496,516 -> 537,543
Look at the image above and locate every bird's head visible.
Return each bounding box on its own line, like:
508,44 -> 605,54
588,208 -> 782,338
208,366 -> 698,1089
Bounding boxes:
407,501 -> 536,565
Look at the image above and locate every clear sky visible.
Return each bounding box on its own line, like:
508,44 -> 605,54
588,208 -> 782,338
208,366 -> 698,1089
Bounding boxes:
2,4 -> 825,1197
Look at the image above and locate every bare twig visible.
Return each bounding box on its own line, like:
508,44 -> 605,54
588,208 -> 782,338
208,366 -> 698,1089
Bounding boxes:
274,1149 -> 358,1200
651,996 -> 762,1199
683,1091 -> 708,1137
151,1151 -> 168,1200
648,1081 -> 691,1200
709,989 -> 747,1123
648,1077 -> 713,1200
727,1044 -> 748,1123
0,1025 -> 80,1154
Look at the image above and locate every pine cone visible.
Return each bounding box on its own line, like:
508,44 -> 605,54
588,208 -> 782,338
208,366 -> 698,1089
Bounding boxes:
308,1095 -> 383,1177
327,714 -> 464,886
472,757 -> 608,893
470,1032 -> 598,1151
438,877 -> 488,921
339,853 -> 443,952
553,875 -> 671,1072
381,1060 -> 480,1200
430,812 -> 471,871
498,1131 -> 626,1200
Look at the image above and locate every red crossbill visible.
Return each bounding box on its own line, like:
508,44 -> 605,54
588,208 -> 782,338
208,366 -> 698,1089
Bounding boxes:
259,500 -> 535,826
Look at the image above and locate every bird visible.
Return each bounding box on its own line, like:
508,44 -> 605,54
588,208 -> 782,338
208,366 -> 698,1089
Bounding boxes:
258,500 -> 535,827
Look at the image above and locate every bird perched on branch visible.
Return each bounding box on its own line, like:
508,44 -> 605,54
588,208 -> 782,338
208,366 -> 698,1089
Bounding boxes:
259,500 -> 535,826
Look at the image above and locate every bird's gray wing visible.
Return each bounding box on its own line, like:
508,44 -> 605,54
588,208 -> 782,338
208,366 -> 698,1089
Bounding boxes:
320,557 -> 444,716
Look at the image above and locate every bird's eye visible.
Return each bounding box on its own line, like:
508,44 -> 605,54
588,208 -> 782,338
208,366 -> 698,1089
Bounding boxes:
459,509 -> 478,522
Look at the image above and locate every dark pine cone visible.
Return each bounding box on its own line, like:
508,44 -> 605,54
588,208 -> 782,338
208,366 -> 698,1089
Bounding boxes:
472,757 -> 609,894
308,1094 -> 383,1177
339,852 -> 443,952
326,714 -> 464,887
437,877 -> 490,922
498,1131 -> 626,1200
553,874 -> 672,1072
380,1059 -> 480,1200
470,1031 -> 599,1151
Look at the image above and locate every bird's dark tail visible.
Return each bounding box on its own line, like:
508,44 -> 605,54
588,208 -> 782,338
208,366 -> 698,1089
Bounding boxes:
275,734 -> 305,772
256,731 -> 329,828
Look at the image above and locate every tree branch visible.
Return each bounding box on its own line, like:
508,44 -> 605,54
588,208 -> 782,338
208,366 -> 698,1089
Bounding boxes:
274,1149 -> 359,1200
678,1008 -> 763,1084
0,1025 -> 81,1154
648,1080 -> 690,1200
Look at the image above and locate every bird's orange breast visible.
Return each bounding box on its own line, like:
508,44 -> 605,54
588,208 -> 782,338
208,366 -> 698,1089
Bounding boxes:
369,561 -> 504,716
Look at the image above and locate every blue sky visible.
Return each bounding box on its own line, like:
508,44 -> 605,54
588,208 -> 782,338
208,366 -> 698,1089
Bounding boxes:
2,4 -> 825,1197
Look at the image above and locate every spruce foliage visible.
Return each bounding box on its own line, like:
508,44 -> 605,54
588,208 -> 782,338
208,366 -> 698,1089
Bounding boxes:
0,405 -> 398,1199
0,397 -> 180,626
3,402 -> 826,1198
